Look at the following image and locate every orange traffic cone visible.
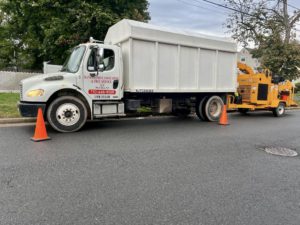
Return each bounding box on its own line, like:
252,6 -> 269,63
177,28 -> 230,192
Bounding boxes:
31,108 -> 51,142
219,104 -> 229,125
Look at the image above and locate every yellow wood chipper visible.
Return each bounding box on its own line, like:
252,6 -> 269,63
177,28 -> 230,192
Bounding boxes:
227,62 -> 298,116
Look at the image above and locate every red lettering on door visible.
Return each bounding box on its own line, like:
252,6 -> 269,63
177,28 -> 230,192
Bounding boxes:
88,90 -> 116,95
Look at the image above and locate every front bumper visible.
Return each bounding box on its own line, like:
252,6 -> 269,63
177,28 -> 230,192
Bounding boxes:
18,102 -> 46,117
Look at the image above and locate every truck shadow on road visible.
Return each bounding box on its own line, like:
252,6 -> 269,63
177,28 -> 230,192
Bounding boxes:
41,111 -> 297,134
23,111 -> 296,135
80,116 -> 209,132
229,111 -> 295,119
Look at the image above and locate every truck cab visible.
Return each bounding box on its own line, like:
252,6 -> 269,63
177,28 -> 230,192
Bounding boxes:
19,39 -> 125,132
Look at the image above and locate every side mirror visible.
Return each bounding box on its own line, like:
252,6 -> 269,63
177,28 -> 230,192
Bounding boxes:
95,49 -> 100,70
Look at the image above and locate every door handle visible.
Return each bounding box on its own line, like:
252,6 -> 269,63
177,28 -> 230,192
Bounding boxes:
90,73 -> 97,77
113,80 -> 119,89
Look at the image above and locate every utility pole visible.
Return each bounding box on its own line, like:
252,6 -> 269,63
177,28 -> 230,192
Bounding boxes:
282,0 -> 300,44
283,0 -> 290,44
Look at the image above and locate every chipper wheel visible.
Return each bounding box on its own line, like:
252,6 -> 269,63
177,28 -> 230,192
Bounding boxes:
272,102 -> 286,117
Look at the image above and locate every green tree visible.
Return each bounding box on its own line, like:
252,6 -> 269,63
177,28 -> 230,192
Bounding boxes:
225,0 -> 300,80
0,0 -> 150,70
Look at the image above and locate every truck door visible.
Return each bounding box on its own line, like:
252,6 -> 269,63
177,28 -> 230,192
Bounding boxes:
83,45 -> 122,101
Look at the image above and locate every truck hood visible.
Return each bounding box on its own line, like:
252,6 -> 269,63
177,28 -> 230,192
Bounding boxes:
21,72 -> 68,83
20,72 -> 78,102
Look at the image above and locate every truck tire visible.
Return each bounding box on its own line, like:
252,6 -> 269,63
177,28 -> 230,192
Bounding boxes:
272,102 -> 285,117
204,95 -> 224,122
47,96 -> 87,132
196,97 -> 208,121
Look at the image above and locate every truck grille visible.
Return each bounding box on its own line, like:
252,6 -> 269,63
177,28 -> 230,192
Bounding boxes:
238,85 -> 251,101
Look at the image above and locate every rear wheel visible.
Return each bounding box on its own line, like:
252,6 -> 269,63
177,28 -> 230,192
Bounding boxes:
204,96 -> 224,122
196,97 -> 208,121
272,103 -> 285,117
47,96 -> 87,132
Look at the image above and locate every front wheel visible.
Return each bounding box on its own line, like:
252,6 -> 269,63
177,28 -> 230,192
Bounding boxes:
47,96 -> 87,132
272,103 -> 285,117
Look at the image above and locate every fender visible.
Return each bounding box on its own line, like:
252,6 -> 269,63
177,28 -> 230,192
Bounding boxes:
45,83 -> 92,106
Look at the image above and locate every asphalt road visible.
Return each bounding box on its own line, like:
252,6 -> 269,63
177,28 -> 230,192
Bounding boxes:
0,111 -> 300,225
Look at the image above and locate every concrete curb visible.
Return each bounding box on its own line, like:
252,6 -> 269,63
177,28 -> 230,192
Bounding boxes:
0,117 -> 36,124
0,107 -> 299,125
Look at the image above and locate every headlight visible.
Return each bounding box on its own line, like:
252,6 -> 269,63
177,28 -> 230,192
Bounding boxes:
26,89 -> 44,97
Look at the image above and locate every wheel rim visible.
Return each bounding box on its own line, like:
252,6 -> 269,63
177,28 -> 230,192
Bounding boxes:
56,103 -> 80,126
208,99 -> 222,118
278,105 -> 285,115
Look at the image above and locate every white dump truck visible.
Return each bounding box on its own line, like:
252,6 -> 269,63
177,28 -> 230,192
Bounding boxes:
19,19 -> 237,132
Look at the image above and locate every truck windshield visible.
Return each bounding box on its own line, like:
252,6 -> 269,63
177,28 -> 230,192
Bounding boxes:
61,46 -> 86,73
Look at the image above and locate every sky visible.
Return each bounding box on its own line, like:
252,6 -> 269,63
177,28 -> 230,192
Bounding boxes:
148,0 -> 300,39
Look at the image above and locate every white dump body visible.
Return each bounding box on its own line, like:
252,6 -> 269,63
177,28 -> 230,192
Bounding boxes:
105,19 -> 237,93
